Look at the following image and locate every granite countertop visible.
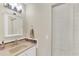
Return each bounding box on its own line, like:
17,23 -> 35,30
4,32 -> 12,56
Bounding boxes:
0,38 -> 37,56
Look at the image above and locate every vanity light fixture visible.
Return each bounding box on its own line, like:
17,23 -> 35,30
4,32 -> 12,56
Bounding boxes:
3,3 -> 23,13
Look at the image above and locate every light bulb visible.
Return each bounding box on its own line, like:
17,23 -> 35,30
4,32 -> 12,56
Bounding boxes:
17,4 -> 22,11
9,3 -> 17,9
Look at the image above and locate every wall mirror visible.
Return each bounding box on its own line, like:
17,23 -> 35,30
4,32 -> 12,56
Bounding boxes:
4,14 -> 23,37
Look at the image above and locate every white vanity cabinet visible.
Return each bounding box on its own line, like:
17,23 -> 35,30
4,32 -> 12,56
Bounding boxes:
18,46 -> 36,56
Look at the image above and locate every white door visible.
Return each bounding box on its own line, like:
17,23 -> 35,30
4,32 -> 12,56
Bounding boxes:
52,4 -> 73,56
73,4 -> 79,55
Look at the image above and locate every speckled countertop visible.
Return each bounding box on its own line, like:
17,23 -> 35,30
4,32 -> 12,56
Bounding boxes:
0,38 -> 37,56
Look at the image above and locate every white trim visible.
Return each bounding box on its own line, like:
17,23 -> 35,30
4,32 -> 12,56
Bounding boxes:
4,34 -> 23,37
4,14 -> 8,37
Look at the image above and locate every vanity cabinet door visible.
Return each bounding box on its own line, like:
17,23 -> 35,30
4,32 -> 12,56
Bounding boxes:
25,46 -> 36,56
18,46 -> 36,56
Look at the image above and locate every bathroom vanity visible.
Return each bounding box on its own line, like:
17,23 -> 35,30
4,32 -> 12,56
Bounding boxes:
0,38 -> 37,56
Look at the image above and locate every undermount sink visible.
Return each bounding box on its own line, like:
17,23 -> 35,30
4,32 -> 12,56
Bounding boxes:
9,45 -> 27,54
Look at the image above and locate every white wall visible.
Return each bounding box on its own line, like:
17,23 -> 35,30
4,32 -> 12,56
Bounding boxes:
26,3 -> 52,56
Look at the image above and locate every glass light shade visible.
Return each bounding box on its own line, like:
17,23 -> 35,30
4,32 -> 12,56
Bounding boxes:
17,4 -> 22,11
9,3 -> 17,9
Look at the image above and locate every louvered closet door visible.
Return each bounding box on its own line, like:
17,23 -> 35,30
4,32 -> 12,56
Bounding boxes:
52,4 -> 74,56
